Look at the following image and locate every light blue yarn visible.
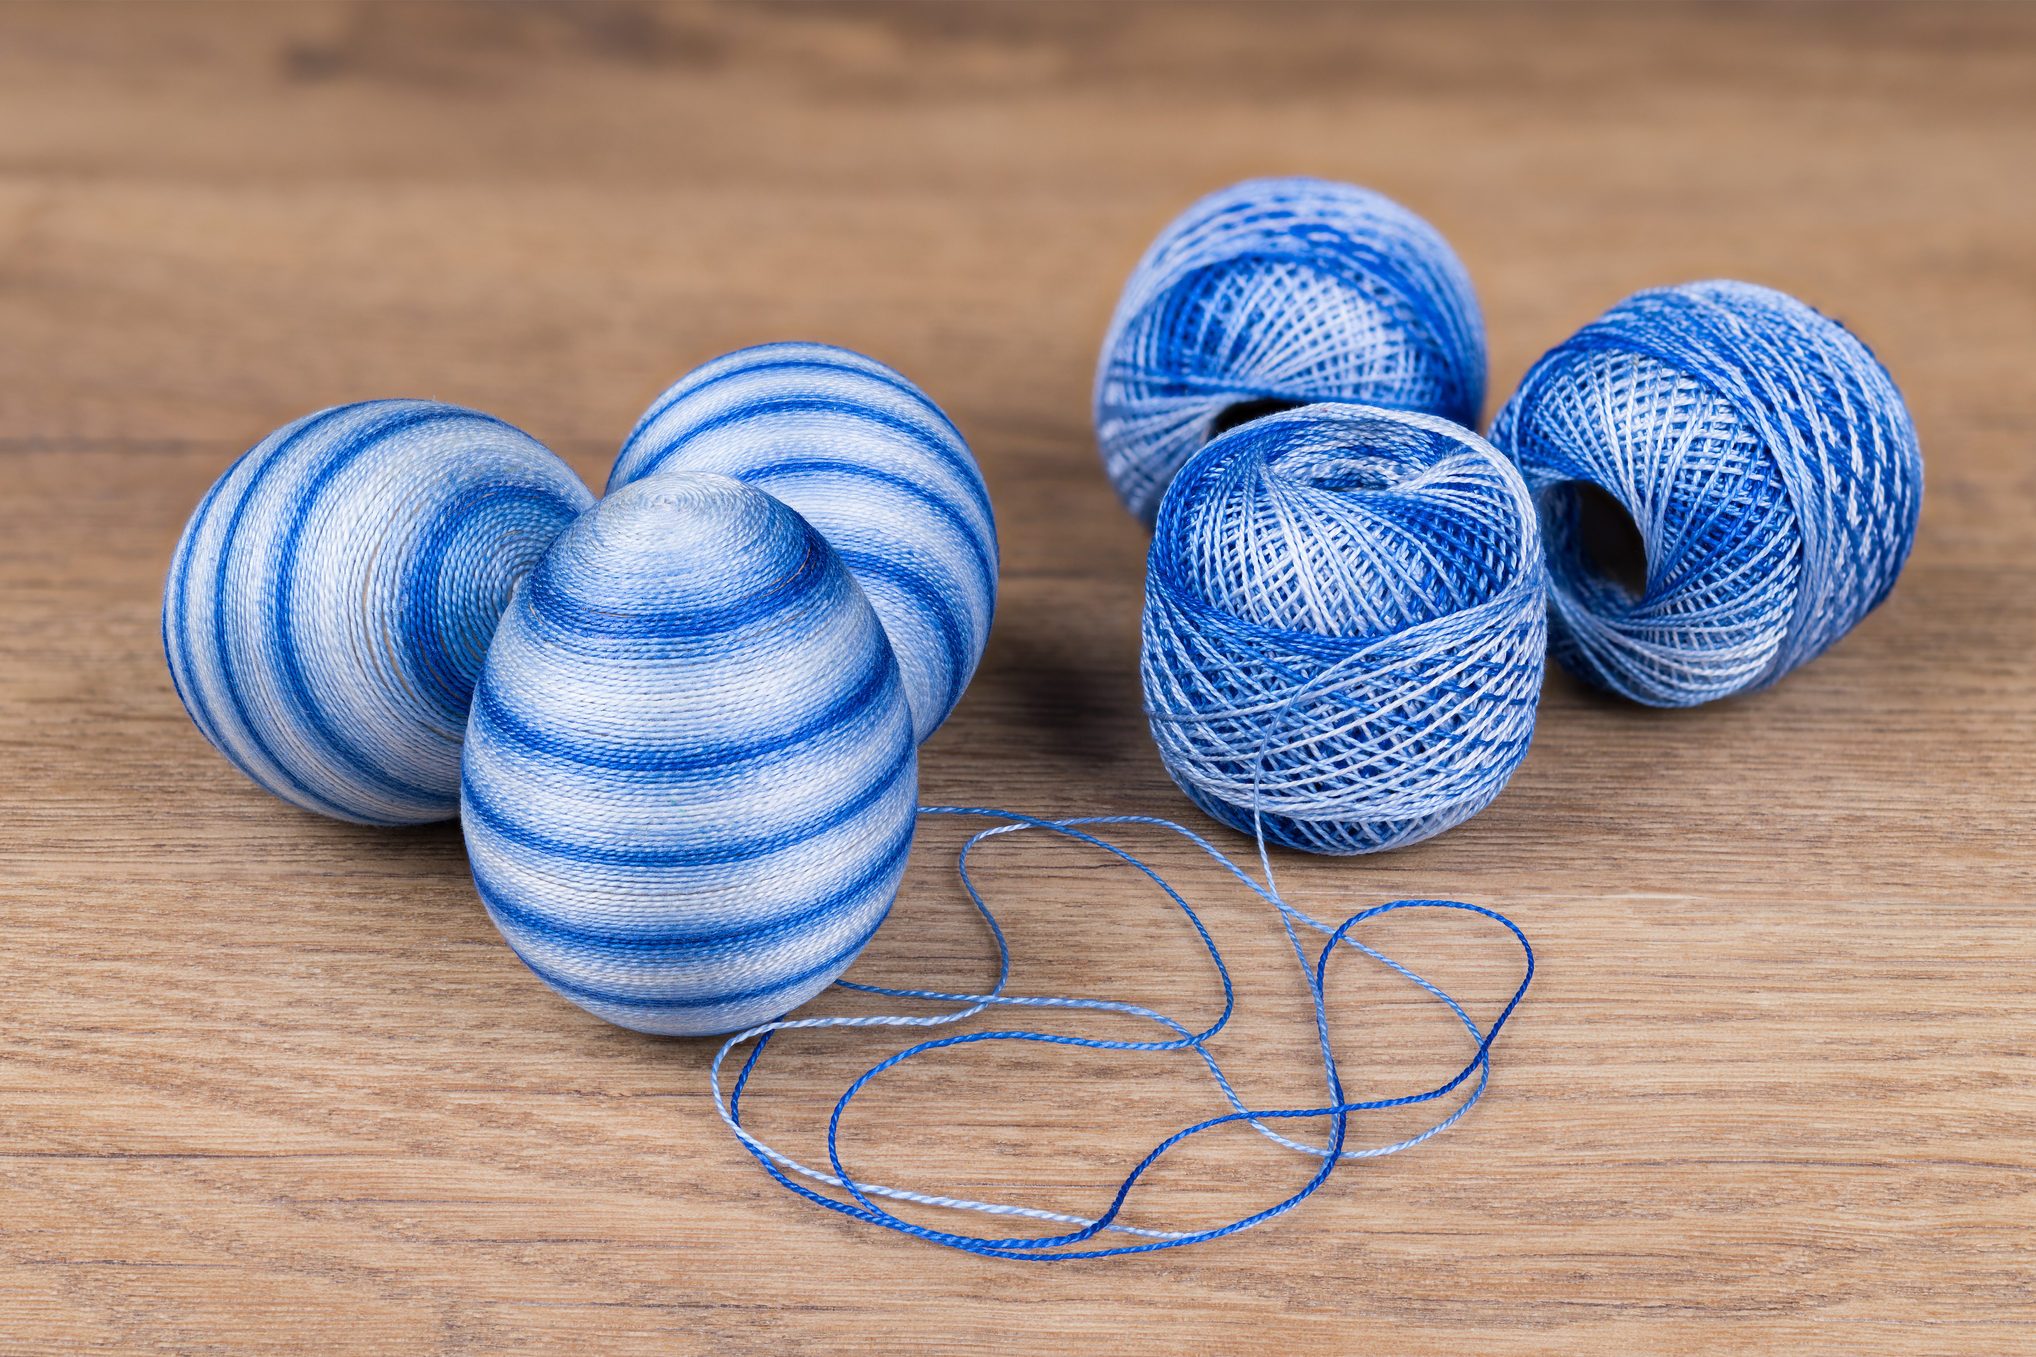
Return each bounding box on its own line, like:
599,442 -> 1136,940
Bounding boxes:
1096,177 -> 1486,524
162,400 -> 593,825
461,473 -> 919,1037
1143,404 -> 1546,854
713,809 -> 1533,1260
610,342 -> 998,744
1491,280 -> 1924,706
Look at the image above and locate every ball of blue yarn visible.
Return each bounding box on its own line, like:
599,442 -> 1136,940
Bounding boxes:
610,342 -> 997,745
1142,403 -> 1545,855
461,473 -> 919,1037
1095,177 -> 1486,524
1490,280 -> 1924,707
163,400 -> 593,825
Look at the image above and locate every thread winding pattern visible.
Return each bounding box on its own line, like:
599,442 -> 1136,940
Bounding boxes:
461,474 -> 919,1036
161,401 -> 592,825
1491,280 -> 1923,706
1096,177 -> 1485,523
610,342 -> 997,744
1143,404 -> 1545,854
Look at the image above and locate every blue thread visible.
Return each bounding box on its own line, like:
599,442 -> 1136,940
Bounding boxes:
1095,178 -> 1486,524
1142,403 -> 1546,854
610,342 -> 998,744
162,401 -> 593,825
713,809 -> 1533,1260
1490,280 -> 1924,706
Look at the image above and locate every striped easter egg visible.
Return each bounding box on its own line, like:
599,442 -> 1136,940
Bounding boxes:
163,400 -> 593,825
608,342 -> 996,745
462,473 -> 919,1036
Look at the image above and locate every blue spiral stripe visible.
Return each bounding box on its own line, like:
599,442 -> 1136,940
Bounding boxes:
266,405 -> 495,809
830,548 -> 972,724
194,404 -> 382,819
624,392 -> 993,529
163,443 -> 250,761
609,342 -> 996,745
743,456 -> 996,600
471,812 -> 915,956
402,483 -> 583,712
521,531 -> 832,644
461,744 -> 912,870
469,636 -> 896,776
620,347 -> 980,500
500,902 -> 895,1017
163,400 -> 592,823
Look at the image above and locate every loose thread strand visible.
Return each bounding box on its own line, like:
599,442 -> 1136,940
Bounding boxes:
712,807 -> 1533,1261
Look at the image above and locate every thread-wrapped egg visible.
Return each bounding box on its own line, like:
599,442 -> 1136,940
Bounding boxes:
609,342 -> 996,744
1096,178 -> 1485,525
162,400 -> 593,825
461,473 -> 919,1036
1142,404 -> 1545,854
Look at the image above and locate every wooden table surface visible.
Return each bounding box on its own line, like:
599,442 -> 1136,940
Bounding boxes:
3,3 -> 2032,1352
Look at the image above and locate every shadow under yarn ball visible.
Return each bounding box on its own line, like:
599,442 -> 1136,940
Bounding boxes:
162,401 -> 593,825
1142,403 -> 1546,856
1096,177 -> 1486,525
1492,280 -> 1923,708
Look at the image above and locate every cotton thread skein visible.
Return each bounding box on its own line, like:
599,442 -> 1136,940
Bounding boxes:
163,400 -> 593,824
610,342 -> 997,744
1095,177 -> 1486,524
1490,280 -> 1924,707
1143,404 -> 1546,854
461,474 -> 919,1036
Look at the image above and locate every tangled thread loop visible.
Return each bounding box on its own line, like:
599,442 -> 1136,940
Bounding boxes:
716,809 -> 1534,1261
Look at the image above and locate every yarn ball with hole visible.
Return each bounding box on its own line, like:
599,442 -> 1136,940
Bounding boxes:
162,401 -> 593,825
1142,404 -> 1545,855
1491,280 -> 1923,707
1095,177 -> 1486,525
461,473 -> 918,1036
610,342 -> 996,745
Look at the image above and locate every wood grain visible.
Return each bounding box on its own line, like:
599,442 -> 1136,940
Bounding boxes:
2,2 -> 2032,1352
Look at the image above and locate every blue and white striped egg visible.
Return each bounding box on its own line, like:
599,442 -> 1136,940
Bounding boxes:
461,473 -> 918,1036
163,400 -> 593,825
609,342 -> 996,745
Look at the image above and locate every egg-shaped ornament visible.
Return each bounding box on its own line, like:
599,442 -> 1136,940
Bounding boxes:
461,474 -> 919,1036
162,400 -> 593,825
610,342 -> 996,744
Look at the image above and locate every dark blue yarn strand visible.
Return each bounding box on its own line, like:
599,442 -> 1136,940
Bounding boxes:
714,807 -> 1533,1261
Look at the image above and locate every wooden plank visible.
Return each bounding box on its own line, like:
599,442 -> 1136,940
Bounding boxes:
1,3 -> 2031,1352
